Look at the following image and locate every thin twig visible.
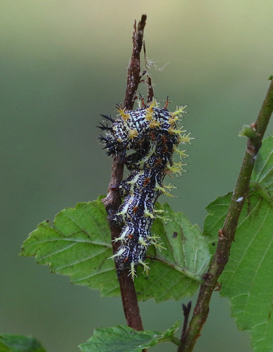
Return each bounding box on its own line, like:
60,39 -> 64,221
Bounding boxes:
146,75 -> 154,103
178,78 -> 273,352
143,41 -> 154,104
124,14 -> 147,109
178,301 -> 192,351
102,14 -> 147,332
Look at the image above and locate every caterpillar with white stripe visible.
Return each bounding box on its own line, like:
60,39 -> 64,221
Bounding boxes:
99,99 -> 190,278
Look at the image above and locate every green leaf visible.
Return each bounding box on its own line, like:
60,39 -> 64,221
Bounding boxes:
22,197 -> 211,302
221,195 -> 273,352
250,135 -> 273,204
79,322 -> 180,352
0,334 -> 46,352
203,136 -> 273,352
135,203 -> 210,302
21,197 -> 118,297
203,193 -> 232,252
206,194 -> 273,352
251,136 -> 273,190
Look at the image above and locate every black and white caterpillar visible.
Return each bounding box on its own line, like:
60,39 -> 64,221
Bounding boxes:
99,99 -> 190,278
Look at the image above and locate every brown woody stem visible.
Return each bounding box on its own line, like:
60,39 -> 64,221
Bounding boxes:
178,77 -> 273,352
102,15 -> 147,333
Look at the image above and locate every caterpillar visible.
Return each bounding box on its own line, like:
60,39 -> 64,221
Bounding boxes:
99,99 -> 190,278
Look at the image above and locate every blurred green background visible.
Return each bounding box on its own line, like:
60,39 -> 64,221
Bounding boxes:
1,1 -> 273,351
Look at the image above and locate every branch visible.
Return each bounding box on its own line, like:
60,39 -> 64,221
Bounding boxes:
178,77 -> 273,352
179,301 -> 192,350
102,14 -> 147,332
123,14 -> 147,109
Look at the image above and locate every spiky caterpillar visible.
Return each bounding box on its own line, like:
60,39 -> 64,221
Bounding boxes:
99,100 -> 190,278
